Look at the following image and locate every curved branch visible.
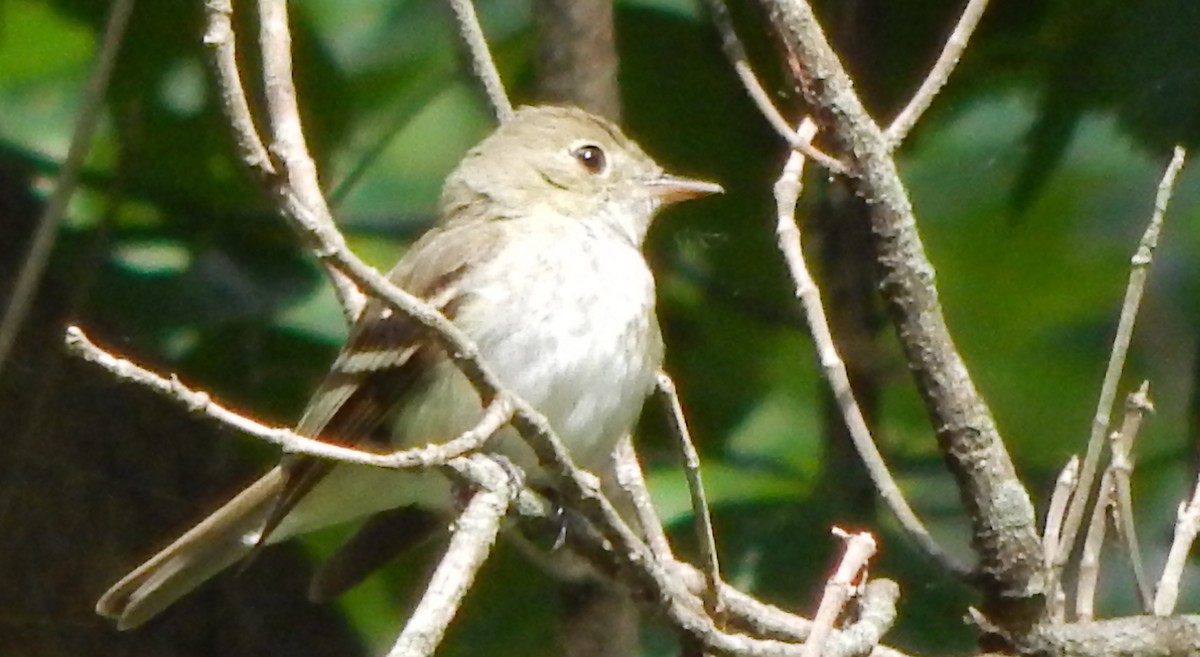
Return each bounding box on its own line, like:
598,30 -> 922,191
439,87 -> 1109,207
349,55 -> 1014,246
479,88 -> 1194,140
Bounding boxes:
446,0 -> 514,121
773,119 -> 969,579
884,0 -> 991,148
705,0 -> 847,174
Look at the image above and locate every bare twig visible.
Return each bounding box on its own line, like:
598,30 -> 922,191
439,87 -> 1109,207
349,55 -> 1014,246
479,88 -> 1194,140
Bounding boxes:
202,0 -> 366,320
656,372 -> 724,618
1075,470 -> 1115,622
1154,471 -> 1200,615
832,579 -> 899,657
1054,147 -> 1188,592
612,435 -> 675,562
446,0 -> 514,121
884,0 -> 991,148
65,326 -> 512,469
802,529 -> 877,657
202,0 -> 273,174
1043,455 -> 1078,622
773,118 -> 968,578
0,0 -> 135,375
385,468 -> 511,657
705,0 -> 847,174
1044,456 -> 1079,569
1110,383 -> 1153,610
256,0 -> 366,321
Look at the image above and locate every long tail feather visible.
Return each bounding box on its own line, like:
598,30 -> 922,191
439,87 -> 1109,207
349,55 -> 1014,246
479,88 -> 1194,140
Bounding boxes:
96,468 -> 284,629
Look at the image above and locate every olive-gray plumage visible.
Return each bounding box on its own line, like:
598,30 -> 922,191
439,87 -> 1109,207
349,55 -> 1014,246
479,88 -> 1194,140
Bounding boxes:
96,106 -> 720,629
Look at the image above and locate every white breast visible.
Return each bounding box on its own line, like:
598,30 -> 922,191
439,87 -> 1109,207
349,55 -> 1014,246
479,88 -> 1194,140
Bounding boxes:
275,217 -> 662,539
455,217 -> 663,473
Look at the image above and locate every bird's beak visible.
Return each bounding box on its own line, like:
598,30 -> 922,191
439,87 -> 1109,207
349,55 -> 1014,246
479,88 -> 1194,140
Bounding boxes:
645,173 -> 724,205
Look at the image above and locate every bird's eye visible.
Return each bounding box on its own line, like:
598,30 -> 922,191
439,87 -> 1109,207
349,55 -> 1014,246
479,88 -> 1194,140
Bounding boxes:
572,144 -> 607,174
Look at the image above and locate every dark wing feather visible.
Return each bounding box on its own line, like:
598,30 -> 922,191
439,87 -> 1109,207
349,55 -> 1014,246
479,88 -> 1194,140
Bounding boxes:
256,258 -> 469,545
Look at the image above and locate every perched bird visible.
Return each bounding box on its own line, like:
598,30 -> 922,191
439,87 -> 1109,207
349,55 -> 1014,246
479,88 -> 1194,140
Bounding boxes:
96,105 -> 721,629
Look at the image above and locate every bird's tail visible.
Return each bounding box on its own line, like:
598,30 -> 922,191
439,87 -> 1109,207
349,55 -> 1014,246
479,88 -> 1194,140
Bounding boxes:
96,468 -> 284,630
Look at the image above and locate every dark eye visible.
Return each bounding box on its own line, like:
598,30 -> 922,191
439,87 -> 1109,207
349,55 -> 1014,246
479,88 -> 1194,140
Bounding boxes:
572,144 -> 607,174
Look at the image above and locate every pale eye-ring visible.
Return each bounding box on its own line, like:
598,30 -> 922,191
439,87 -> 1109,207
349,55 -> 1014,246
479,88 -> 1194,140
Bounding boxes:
571,143 -> 607,174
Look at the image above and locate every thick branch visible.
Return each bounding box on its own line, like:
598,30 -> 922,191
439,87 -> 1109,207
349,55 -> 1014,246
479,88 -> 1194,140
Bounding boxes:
1026,615 -> 1200,657
534,0 -> 620,120
759,0 -> 1044,622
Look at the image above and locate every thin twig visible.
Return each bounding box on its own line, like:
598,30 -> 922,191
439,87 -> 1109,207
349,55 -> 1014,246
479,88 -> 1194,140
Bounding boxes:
255,0 -> 365,321
773,118 -> 968,578
612,435 -> 675,562
385,469 -> 511,657
1154,471 -> 1200,615
656,371 -> 724,619
1053,147 -> 1188,591
884,0 -> 991,148
831,579 -> 899,657
0,0 -> 135,375
202,0 -> 274,174
1109,383 -> 1153,610
204,0 -> 364,320
1043,455 -> 1078,622
802,529 -> 877,657
445,0 -> 514,121
1044,456 -> 1079,569
704,0 -> 847,175
1075,470 -> 1115,622
65,326 -> 512,469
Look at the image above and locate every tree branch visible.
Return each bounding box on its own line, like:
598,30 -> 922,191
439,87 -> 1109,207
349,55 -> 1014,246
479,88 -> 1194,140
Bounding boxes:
446,0 -> 514,121
772,117 -> 968,578
1110,383 -> 1153,611
1052,146 -> 1188,602
534,0 -> 620,120
802,530 -> 877,657
0,0 -> 134,374
656,372 -> 724,618
884,0 -> 991,148
385,469 -> 511,657
759,0 -> 1044,622
705,0 -> 847,174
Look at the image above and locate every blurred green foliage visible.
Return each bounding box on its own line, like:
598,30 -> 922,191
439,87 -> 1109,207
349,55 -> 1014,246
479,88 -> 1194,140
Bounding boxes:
3,0 -> 1199,655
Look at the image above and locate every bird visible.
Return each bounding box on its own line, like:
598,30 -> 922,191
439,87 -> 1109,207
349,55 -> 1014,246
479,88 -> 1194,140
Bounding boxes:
96,105 -> 721,630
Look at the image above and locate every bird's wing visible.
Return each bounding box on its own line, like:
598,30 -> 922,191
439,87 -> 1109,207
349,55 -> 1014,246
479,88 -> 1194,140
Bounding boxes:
257,225 -> 486,545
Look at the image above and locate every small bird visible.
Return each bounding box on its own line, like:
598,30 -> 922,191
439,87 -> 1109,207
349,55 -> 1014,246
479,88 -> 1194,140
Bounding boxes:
96,105 -> 721,629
